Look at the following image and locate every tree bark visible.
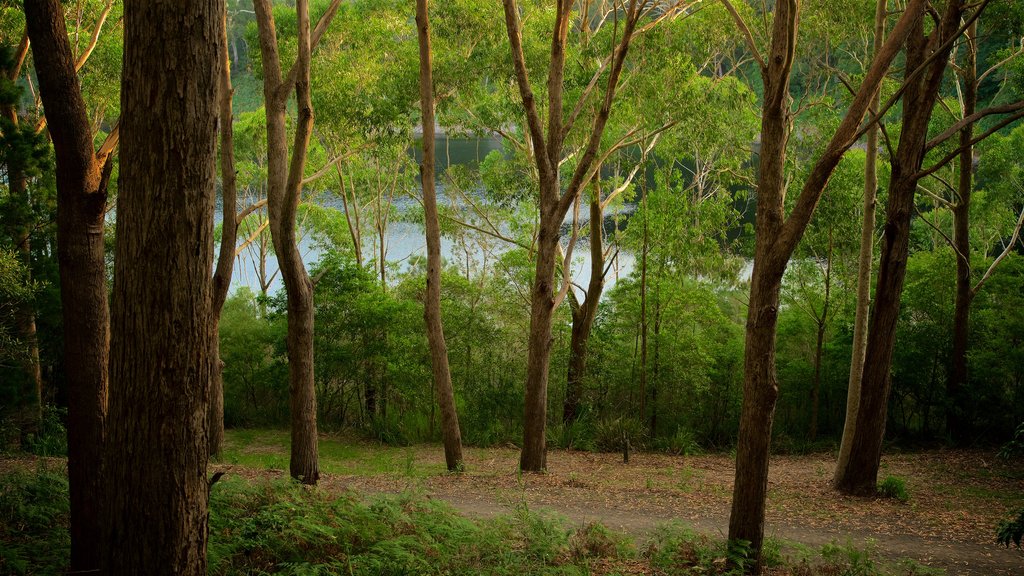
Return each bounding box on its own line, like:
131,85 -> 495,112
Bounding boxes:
520,208 -> 560,471
253,0 -> 332,484
835,0 -> 886,485
103,0 -> 222,571
209,8 -> 241,458
948,21 -> 977,444
563,197 -> 604,424
724,0 -> 927,569
835,0 -> 966,496
417,0 -> 464,471
24,0 -> 117,570
502,0 -> 642,472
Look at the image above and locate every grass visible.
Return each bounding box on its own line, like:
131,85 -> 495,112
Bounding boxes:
0,465 -> 950,576
218,429 -> 449,478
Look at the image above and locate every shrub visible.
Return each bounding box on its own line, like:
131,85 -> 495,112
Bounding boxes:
877,476 -> 909,503
0,468 -> 70,574
24,405 -> 68,457
997,508 -> 1024,548
997,422 -> 1024,461
594,417 -> 647,453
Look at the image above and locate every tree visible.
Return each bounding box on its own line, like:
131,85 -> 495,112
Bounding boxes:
834,0 -> 1000,495
251,0 -> 342,484
416,0 -> 464,471
23,0 -> 120,570
501,0 -> 662,472
102,0 -> 223,571
720,0 -> 927,568
835,0 -> 886,482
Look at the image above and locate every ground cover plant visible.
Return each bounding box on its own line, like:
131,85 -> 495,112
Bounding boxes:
0,461 -> 973,575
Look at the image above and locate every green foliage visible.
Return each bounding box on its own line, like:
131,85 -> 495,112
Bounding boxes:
208,477 -> 599,575
594,417 -> 648,453
998,422 -> 1024,461
0,469 -> 70,575
877,476 -> 910,503
996,508 -> 1024,548
21,405 -> 67,457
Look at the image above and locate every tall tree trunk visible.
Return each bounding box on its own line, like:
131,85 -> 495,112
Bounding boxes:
103,0 -> 222,570
948,21 -> 977,444
520,207 -> 560,471
503,0 -> 641,472
835,0 -> 965,496
639,195 -> 649,421
24,1 -> 118,570
834,0 -> 886,484
416,0 -> 464,472
563,197 -> 604,424
252,0 -> 337,484
723,0 -> 927,569
209,8 -> 240,458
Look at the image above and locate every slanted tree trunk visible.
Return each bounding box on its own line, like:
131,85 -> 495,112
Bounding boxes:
721,0 -> 926,569
563,197 -> 604,424
209,10 -> 241,458
24,1 -> 119,570
416,0 -> 464,472
835,0 -> 886,485
835,0 -> 967,496
252,0 -> 341,484
948,21 -> 977,444
102,0 -> 222,571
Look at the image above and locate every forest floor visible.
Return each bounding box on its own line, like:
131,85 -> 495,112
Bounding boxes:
213,429 -> 1024,575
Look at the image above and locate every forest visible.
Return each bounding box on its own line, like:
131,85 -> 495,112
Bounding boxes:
1,0 -> 1024,574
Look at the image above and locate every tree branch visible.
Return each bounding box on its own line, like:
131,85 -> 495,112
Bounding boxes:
720,0 -> 767,73
924,99 -> 1024,151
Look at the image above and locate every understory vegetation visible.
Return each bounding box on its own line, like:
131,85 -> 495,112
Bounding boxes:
0,467 -> 947,576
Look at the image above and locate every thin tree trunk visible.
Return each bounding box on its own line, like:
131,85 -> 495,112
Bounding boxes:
808,234 -> 831,442
24,1 -> 117,570
417,0 -> 464,471
563,197 -> 604,424
836,0 -> 965,496
103,0 -> 222,570
639,195 -> 649,421
209,8 -> 240,458
948,21 -> 977,444
834,0 -> 885,483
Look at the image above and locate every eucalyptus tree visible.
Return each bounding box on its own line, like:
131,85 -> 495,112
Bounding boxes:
251,0 -> 342,484
3,0 -> 117,436
562,2 -> 756,426
719,0 -> 928,567
835,0 -> 1024,495
417,0 -> 464,471
23,1 -> 120,569
943,12 -> 1024,441
501,0 -> 693,472
102,0 -> 222,570
836,0 -> 888,487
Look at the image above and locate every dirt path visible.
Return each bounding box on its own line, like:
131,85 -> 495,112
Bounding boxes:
217,444 -> 1024,576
